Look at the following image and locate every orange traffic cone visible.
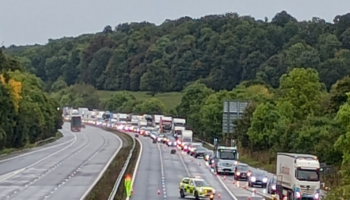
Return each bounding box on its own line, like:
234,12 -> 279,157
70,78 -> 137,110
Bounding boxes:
131,188 -> 134,194
252,188 -> 256,193
158,189 -> 161,195
223,176 -> 226,180
191,158 -> 193,162
199,162 -> 201,166
248,195 -> 251,200
214,172 -> 217,177
218,193 -> 221,199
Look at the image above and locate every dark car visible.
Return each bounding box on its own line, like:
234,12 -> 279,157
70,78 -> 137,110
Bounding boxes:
248,171 -> 268,188
191,146 -> 207,158
267,176 -> 277,194
188,143 -> 203,155
234,164 -> 251,181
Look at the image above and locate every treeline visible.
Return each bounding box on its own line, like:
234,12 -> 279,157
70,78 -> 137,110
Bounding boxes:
50,83 -> 170,114
175,69 -> 350,198
0,49 -> 63,151
4,11 -> 350,94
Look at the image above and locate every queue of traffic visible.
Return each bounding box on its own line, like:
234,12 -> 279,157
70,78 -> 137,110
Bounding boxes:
63,107 -> 324,200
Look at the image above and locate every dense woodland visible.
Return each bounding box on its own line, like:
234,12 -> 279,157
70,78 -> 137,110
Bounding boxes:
0,50 -> 63,151
4,11 -> 350,95
4,11 -> 350,197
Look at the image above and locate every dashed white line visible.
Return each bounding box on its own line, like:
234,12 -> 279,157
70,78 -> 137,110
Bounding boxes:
158,143 -> 167,200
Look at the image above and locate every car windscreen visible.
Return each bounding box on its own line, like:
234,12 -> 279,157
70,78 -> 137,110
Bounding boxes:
194,180 -> 209,187
237,165 -> 249,171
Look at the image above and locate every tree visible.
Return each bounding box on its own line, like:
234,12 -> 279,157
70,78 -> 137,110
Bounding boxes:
105,91 -> 135,112
140,59 -> 170,96
133,98 -> 167,114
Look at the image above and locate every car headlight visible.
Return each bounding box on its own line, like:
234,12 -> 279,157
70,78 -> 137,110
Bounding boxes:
212,189 -> 216,193
271,184 -> 276,190
199,188 -> 203,192
314,193 -> 319,199
250,177 -> 256,182
263,177 -> 268,182
236,171 -> 240,175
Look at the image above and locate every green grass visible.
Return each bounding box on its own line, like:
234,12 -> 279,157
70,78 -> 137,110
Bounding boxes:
97,90 -> 183,110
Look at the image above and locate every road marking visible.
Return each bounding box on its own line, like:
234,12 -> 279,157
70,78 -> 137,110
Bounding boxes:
44,132 -> 110,199
126,136 -> 142,200
79,127 -> 123,200
0,128 -> 74,164
158,143 -> 167,200
0,132 -> 78,183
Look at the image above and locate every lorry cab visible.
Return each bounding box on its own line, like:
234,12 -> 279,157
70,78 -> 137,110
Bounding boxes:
213,146 -> 239,175
276,153 -> 321,200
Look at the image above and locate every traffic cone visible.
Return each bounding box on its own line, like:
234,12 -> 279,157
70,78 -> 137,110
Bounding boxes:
218,192 -> 221,199
214,172 -> 217,177
158,189 -> 161,195
237,182 -> 240,188
232,180 -> 235,184
191,158 -> 193,162
248,195 -> 251,200
223,176 -> 226,180
199,162 -> 201,166
131,188 -> 134,194
252,188 -> 256,194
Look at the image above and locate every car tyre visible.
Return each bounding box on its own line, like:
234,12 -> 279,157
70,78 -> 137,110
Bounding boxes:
179,189 -> 185,198
194,191 -> 200,200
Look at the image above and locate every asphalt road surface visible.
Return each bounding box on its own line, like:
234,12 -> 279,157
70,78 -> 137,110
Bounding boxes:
0,123 -> 122,200
131,135 -> 265,200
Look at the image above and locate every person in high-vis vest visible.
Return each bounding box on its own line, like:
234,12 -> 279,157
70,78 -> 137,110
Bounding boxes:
125,174 -> 132,197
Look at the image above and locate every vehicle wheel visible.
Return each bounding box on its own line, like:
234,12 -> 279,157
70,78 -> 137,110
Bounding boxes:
194,155 -> 197,158
194,191 -> 200,200
179,189 -> 185,198
267,187 -> 271,194
209,198 -> 214,200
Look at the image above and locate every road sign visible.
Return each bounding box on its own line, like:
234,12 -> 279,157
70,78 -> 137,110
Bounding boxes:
222,100 -> 249,134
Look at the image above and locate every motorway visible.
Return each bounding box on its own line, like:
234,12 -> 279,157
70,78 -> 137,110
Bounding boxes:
131,135 -> 267,200
0,123 -> 122,200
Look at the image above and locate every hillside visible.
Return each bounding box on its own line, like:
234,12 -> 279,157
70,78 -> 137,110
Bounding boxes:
4,11 -> 350,94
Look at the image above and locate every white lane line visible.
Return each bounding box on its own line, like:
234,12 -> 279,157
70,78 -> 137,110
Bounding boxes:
178,151 -> 238,200
0,128 -> 74,164
0,132 -> 78,183
126,137 -> 143,200
158,143 -> 167,200
79,128 -> 123,200
43,133 -> 110,199
4,134 -> 92,200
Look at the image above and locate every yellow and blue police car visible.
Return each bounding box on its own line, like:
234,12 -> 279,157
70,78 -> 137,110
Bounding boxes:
179,176 -> 216,200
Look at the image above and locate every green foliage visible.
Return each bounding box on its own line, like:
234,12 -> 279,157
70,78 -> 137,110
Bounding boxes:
176,68 -> 348,190
50,83 -> 101,109
0,49 -> 62,151
6,12 -> 350,93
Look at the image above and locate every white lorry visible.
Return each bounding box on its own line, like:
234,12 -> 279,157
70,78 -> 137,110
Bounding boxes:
160,116 -> 173,132
154,115 -> 164,128
172,118 -> 186,131
181,130 -> 193,143
117,113 -> 128,123
213,146 -> 239,175
276,153 -> 321,200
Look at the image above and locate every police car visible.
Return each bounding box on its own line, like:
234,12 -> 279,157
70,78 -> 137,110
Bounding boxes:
179,176 -> 216,200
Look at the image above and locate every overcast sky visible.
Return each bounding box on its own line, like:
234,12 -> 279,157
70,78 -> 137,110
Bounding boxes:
1,0 -> 350,47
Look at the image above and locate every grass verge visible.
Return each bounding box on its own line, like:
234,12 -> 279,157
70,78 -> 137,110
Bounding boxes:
97,90 -> 183,110
85,129 -> 134,200
0,131 -> 63,156
114,138 -> 140,200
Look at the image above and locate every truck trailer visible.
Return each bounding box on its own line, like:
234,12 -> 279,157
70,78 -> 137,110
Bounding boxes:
276,153 -> 321,200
